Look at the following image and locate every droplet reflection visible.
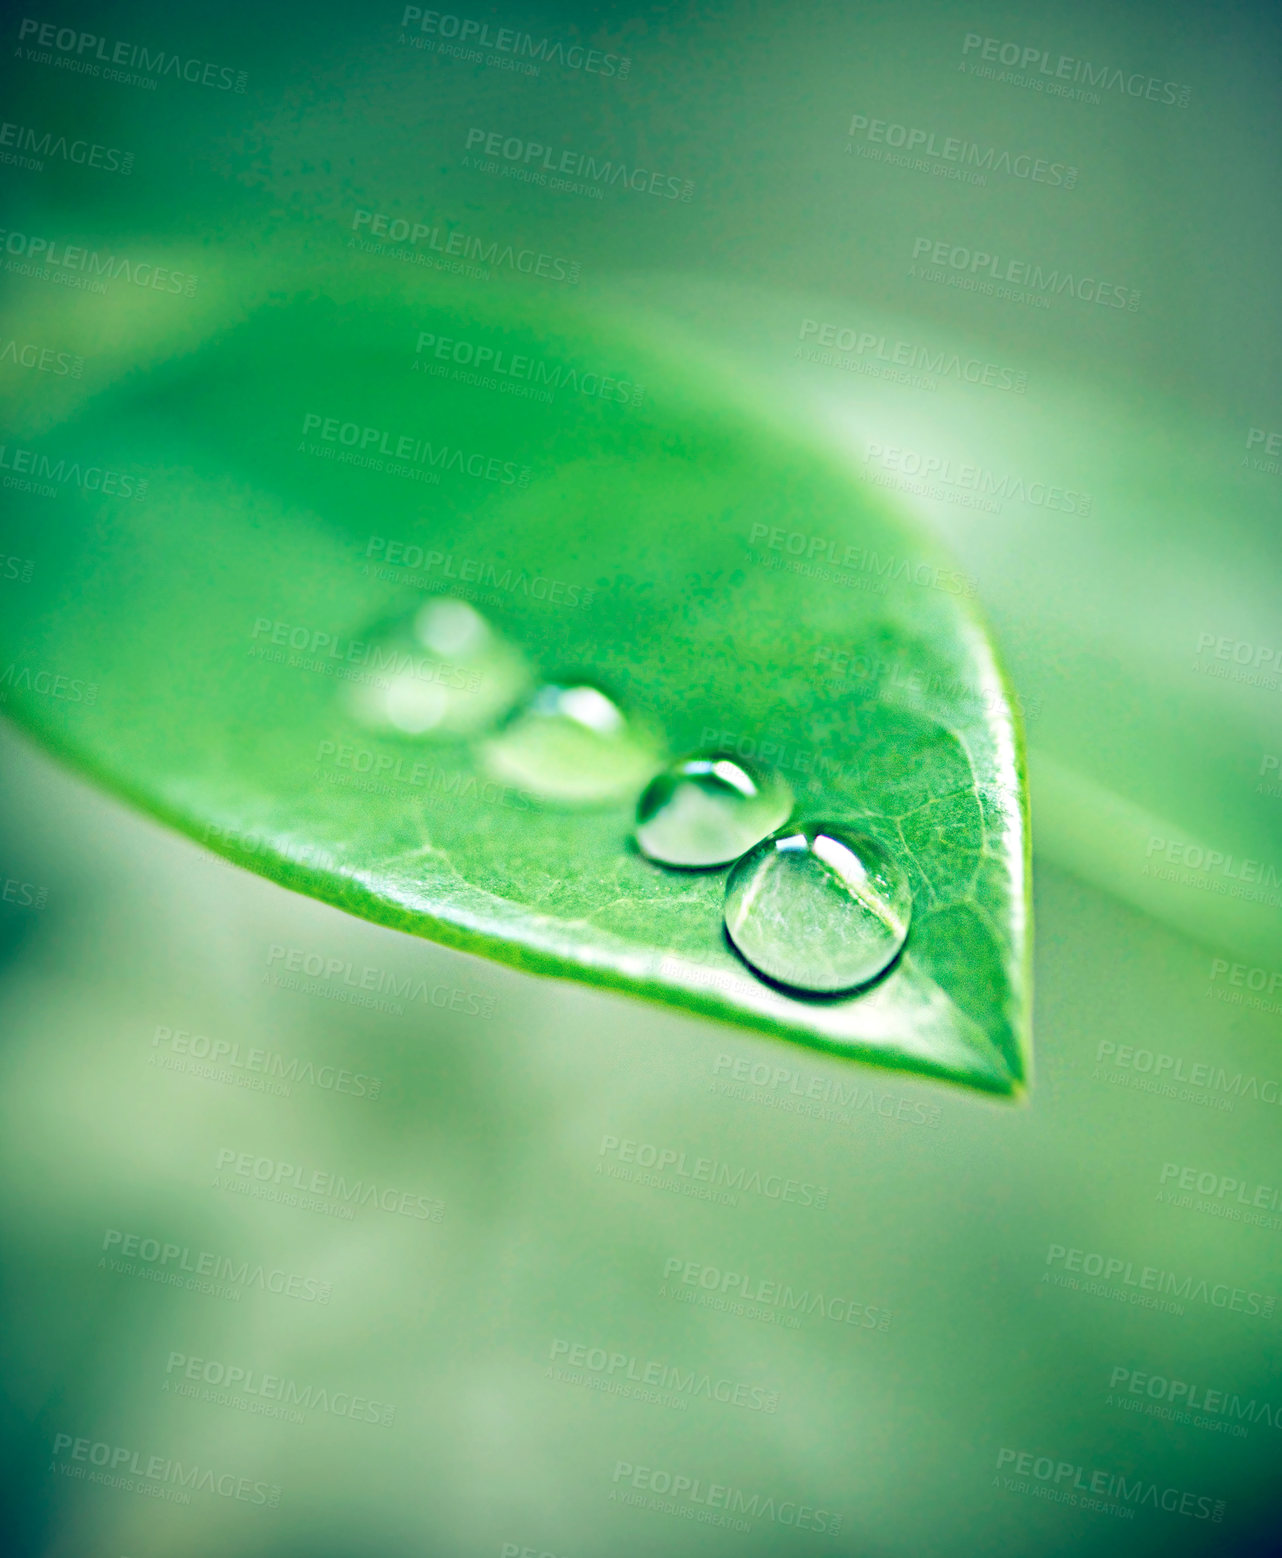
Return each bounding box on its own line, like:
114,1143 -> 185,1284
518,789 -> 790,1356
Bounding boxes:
724,822 -> 911,993
635,754 -> 793,868
482,682 -> 660,805
345,599 -> 528,739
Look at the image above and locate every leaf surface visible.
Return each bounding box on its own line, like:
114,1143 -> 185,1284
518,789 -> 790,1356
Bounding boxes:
0,260 -> 1029,1093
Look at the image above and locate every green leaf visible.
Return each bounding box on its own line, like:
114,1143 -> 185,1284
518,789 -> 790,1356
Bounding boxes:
0,257 -> 1030,1094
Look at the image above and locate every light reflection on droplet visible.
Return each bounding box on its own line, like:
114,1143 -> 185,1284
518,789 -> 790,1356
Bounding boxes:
344,598 -> 529,739
635,753 -> 793,868
481,682 -> 660,805
723,821 -> 911,993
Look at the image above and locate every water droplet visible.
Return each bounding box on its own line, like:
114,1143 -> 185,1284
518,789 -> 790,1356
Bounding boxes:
482,682 -> 660,804
345,599 -> 528,738
635,755 -> 793,868
415,597 -> 489,658
723,822 -> 911,993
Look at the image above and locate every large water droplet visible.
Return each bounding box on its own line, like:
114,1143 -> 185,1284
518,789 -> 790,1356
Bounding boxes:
724,822 -> 911,993
635,754 -> 793,868
345,599 -> 528,738
482,682 -> 660,804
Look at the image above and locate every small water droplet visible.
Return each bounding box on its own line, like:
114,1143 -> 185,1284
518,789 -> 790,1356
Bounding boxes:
724,822 -> 911,993
635,754 -> 793,868
345,599 -> 528,738
482,682 -> 660,804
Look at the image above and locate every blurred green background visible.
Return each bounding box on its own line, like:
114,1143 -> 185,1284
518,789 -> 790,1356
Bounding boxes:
1,0 -> 1280,1553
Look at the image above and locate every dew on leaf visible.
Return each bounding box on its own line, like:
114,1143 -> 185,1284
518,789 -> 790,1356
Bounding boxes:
345,598 -> 529,738
481,682 -> 661,805
723,822 -> 912,993
635,754 -> 793,868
